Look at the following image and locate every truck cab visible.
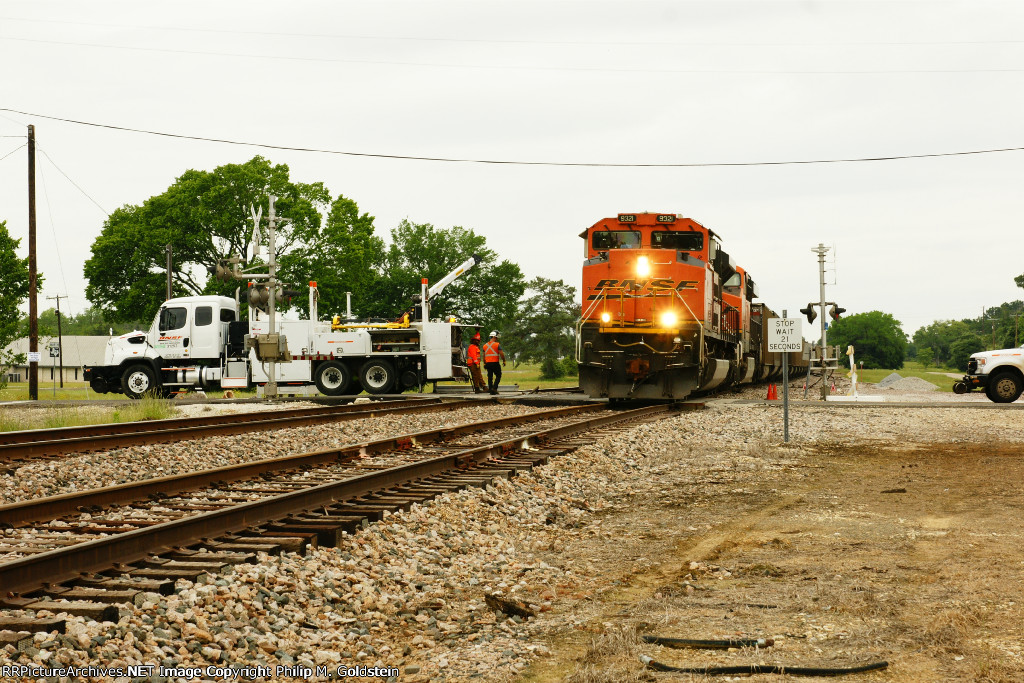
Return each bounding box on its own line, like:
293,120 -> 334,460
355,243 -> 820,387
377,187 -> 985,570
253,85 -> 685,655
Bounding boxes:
959,345 -> 1024,402
149,297 -> 237,362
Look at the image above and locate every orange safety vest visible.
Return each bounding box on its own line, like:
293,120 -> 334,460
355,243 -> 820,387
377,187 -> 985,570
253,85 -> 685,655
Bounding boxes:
483,340 -> 501,363
467,343 -> 481,364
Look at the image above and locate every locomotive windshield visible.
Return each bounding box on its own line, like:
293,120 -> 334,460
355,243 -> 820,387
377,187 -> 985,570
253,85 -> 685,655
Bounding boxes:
592,230 -> 641,250
651,230 -> 704,251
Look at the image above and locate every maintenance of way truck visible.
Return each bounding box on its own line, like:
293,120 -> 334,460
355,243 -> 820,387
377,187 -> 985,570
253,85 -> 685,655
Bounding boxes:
84,196 -> 482,398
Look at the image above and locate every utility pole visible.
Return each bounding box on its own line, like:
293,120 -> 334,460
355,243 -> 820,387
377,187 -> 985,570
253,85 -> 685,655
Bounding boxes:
165,244 -> 173,300
46,294 -> 68,388
27,125 -> 38,401
812,243 -> 830,400
266,196 -> 279,399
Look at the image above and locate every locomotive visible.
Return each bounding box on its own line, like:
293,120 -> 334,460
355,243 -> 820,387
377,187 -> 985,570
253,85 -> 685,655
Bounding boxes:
576,212 -> 811,400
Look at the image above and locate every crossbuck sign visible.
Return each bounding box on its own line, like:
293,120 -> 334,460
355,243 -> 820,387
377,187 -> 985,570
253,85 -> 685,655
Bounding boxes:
768,318 -> 803,352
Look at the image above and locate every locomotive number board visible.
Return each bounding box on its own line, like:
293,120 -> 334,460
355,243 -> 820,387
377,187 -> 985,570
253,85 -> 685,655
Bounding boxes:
768,318 -> 803,352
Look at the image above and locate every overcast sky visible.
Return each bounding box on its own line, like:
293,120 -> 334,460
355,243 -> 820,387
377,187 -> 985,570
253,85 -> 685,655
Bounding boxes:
2,0 -> 1023,338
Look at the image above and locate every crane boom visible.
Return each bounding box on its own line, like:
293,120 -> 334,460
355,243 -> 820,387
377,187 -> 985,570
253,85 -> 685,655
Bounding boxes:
428,254 -> 481,300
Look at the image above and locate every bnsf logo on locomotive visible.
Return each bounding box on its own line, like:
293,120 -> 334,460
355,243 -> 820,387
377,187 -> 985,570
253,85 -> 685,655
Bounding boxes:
587,278 -> 699,300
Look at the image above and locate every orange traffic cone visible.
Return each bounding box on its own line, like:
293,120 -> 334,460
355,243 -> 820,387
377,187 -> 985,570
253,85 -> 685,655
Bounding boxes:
767,383 -> 778,400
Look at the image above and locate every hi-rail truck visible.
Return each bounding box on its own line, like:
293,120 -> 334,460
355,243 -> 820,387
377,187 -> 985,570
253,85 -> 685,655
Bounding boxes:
84,256 -> 482,398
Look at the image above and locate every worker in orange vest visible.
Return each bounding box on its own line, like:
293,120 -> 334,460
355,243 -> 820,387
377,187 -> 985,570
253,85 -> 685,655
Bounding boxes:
483,331 -> 507,395
467,333 -> 486,393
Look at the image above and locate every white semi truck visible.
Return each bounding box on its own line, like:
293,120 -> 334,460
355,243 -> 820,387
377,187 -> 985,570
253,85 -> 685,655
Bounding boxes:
84,256 -> 481,399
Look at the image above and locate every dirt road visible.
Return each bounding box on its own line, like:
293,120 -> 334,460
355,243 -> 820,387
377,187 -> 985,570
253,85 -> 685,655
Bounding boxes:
518,407 -> 1024,682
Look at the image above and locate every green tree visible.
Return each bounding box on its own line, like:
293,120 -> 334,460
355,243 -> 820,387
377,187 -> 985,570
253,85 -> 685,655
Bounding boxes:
912,320 -> 972,366
279,194 -> 383,319
949,335 -> 986,372
820,310 -> 907,369
84,156 -> 329,324
504,277 -> 578,367
367,220 -> 524,330
0,220 -> 32,385
917,346 -> 934,368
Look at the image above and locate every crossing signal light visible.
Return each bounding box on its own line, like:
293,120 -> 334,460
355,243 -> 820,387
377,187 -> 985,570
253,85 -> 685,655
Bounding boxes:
214,256 -> 241,282
799,304 -> 817,324
829,305 -> 846,320
247,284 -> 270,312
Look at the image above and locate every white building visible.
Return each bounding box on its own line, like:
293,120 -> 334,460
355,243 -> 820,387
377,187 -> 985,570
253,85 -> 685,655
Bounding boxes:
3,336 -> 110,383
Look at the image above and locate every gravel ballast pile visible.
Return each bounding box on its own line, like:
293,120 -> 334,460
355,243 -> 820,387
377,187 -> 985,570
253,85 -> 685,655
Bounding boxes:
883,376 -> 939,392
878,372 -> 904,387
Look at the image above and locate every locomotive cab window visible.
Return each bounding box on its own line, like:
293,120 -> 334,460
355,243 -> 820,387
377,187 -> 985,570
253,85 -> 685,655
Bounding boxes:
651,231 -> 704,252
592,230 -> 641,250
724,273 -> 742,292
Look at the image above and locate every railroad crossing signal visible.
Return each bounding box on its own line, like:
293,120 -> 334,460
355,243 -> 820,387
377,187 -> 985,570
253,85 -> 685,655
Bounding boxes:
799,304 -> 817,324
214,256 -> 242,282
829,305 -> 846,320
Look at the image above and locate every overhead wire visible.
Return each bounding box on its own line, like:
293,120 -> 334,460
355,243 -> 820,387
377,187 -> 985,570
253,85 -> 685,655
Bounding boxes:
37,147 -> 110,216
3,35 -> 1024,74
0,142 -> 26,162
2,108 -> 1023,168
3,15 -> 1024,47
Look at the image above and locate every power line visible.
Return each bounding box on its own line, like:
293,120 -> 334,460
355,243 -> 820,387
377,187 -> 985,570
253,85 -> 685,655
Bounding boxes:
4,35 -> 1024,74
0,143 -> 26,163
4,15 -> 1024,48
3,108 -> 1023,168
38,146 -> 109,216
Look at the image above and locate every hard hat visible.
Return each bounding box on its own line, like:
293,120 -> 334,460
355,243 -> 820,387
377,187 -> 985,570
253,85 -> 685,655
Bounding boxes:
489,331 -> 498,337
472,333 -> 481,340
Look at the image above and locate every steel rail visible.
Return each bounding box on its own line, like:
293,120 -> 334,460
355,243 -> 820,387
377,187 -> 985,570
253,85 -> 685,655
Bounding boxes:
0,404 -> 668,596
0,403 -> 604,527
0,397 -> 467,461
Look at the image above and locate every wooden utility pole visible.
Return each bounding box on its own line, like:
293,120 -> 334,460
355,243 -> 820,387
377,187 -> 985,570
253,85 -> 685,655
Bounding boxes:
27,125 -> 38,401
46,294 -> 68,388
165,244 -> 173,300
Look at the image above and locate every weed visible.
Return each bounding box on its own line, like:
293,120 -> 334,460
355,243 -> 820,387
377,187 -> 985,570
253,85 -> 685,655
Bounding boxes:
565,625 -> 648,683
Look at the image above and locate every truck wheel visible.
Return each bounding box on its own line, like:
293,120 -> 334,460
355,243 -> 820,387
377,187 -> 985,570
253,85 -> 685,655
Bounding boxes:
121,364 -> 157,399
987,372 -> 1023,403
314,361 -> 353,396
360,359 -> 396,394
952,381 -> 968,395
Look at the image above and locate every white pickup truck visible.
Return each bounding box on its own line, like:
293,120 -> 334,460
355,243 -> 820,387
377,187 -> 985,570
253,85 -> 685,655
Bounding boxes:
956,345 -> 1024,403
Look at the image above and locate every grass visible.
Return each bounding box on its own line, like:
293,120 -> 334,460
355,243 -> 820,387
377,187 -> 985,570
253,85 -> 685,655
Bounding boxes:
0,394 -> 176,432
437,361 -> 580,392
853,361 -> 960,392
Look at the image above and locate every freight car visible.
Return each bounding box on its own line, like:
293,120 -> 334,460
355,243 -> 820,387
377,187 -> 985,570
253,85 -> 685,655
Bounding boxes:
576,212 -> 812,400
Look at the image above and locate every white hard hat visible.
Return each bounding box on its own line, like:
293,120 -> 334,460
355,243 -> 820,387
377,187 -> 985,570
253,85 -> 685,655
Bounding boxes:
489,331 -> 498,337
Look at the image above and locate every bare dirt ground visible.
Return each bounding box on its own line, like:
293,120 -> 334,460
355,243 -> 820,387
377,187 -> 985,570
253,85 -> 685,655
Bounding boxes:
517,409 -> 1024,682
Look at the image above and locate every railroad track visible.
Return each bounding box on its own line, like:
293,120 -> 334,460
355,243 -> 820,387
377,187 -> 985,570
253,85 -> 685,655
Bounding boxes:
0,396 -> 476,464
0,402 -> 698,637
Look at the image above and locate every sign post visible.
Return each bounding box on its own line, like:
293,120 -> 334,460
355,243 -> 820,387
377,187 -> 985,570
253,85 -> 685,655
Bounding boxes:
768,313 -> 803,443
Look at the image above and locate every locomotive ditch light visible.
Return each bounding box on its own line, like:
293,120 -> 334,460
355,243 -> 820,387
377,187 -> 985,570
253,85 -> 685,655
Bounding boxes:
829,305 -> 846,320
799,304 -> 817,324
636,256 -> 651,277
660,311 -> 678,327
601,312 -> 611,323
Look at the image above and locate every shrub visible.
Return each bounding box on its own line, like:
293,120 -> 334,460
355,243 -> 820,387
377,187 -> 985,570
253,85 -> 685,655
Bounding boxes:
540,357 -> 564,379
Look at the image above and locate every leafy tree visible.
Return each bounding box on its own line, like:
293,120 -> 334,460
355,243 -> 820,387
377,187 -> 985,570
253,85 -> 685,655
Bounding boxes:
504,277 -> 578,368
18,306 -> 137,337
917,346 -> 934,368
279,194 -> 383,319
85,156 -> 329,324
905,342 -> 917,361
366,220 -> 524,331
0,220 -> 32,386
912,320 -> 972,366
820,310 -> 907,369
949,335 -> 986,372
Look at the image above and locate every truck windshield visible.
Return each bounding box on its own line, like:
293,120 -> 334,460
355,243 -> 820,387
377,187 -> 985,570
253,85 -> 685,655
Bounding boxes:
651,230 -> 704,251
592,230 -> 641,250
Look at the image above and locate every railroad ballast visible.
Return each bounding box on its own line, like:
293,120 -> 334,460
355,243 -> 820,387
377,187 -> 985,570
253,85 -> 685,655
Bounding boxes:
577,212 -> 816,400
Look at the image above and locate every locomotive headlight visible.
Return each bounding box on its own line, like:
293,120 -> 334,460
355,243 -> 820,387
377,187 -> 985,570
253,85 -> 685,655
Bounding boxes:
601,312 -> 611,323
660,311 -> 678,327
636,256 -> 650,277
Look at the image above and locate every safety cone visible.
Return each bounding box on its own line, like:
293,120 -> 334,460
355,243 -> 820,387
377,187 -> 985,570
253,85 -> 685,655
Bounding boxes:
767,383 -> 778,400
